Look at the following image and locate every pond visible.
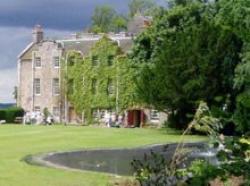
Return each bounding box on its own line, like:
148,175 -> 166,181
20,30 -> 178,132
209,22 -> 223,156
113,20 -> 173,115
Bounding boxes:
24,143 -> 218,176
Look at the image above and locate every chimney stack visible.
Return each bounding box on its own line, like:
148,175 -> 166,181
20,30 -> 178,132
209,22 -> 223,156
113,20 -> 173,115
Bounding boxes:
32,25 -> 43,43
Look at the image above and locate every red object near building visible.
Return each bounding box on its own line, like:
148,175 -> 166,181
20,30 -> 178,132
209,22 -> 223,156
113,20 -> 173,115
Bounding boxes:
127,110 -> 146,127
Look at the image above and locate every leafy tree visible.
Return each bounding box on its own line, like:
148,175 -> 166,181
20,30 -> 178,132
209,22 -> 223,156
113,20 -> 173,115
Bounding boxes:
13,86 -> 17,105
131,1 -> 243,128
112,15 -> 128,33
215,0 -> 250,133
128,0 -> 157,17
91,5 -> 127,33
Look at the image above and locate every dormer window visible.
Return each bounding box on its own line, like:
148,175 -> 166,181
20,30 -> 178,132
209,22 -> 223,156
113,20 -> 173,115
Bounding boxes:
35,57 -> 41,67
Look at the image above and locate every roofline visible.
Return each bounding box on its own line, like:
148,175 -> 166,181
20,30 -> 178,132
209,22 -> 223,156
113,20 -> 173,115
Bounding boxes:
57,36 -> 132,43
18,42 -> 34,59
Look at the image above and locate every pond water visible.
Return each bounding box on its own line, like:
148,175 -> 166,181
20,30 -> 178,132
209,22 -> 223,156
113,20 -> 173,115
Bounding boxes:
26,143 -> 218,176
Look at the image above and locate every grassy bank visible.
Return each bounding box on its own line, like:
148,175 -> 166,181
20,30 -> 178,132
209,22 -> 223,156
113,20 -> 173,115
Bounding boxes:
0,125 -> 206,186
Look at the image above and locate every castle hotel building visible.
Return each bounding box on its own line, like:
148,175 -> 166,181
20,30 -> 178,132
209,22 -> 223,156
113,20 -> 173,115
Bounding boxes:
18,24 -> 167,125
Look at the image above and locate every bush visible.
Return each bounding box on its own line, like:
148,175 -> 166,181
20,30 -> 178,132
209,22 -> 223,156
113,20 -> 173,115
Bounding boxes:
0,110 -> 6,120
0,107 -> 24,123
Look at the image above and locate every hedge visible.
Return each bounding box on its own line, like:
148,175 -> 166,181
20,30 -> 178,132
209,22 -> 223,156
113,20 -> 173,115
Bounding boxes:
0,107 -> 24,123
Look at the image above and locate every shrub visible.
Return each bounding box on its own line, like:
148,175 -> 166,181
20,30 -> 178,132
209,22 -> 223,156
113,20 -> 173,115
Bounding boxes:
0,107 -> 24,123
0,110 -> 6,120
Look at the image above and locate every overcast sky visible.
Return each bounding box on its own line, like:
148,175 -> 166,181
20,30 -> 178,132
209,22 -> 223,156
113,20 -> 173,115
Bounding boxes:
0,0 -> 165,103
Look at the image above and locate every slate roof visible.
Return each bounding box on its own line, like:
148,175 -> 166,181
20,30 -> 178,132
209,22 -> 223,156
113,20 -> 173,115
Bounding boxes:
58,36 -> 133,55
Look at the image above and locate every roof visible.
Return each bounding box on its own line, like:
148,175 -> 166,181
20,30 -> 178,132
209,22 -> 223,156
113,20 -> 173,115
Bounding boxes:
18,42 -> 34,59
58,39 -> 99,56
18,34 -> 133,60
58,36 -> 133,55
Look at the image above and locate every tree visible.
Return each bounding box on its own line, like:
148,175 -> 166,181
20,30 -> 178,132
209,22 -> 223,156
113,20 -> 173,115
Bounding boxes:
216,0 -> 250,133
13,86 -> 17,105
91,5 -> 116,33
128,0 -> 157,17
131,1 -> 243,128
112,15 -> 128,33
91,5 -> 127,33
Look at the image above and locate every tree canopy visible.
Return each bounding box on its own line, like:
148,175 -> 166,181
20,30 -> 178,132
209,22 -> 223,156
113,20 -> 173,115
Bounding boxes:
128,0 -> 157,17
130,0 -> 246,129
91,5 -> 127,33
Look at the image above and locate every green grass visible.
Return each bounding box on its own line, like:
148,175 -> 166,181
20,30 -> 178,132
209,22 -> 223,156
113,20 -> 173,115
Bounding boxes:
0,125 -> 206,186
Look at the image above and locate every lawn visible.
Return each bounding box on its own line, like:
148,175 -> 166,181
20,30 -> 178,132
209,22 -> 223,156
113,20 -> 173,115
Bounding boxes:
0,125 -> 206,186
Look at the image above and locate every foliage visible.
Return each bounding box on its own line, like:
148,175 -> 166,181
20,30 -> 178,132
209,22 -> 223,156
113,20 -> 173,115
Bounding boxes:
130,0 -> 243,128
0,107 -> 24,123
131,151 -> 174,185
191,101 -> 222,135
43,107 -> 50,120
0,110 -> 6,120
185,136 -> 250,186
91,5 -> 127,33
13,86 -> 17,102
128,0 -> 157,17
185,160 -> 223,186
132,101 -> 250,185
66,36 -> 137,123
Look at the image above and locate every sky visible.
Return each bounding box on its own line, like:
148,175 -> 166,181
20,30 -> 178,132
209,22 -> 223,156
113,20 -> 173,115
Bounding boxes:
0,0 -> 166,103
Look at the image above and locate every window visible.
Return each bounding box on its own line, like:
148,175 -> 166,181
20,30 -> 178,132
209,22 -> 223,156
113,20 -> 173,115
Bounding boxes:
34,106 -> 41,112
107,78 -> 115,95
53,78 -> 60,95
53,56 -> 60,67
53,107 -> 60,117
92,56 -> 99,66
34,78 -> 41,95
107,55 -> 114,66
92,78 -> 98,94
35,57 -> 41,67
150,110 -> 160,121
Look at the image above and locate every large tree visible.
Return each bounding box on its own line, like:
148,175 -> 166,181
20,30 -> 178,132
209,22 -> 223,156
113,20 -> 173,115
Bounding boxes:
91,5 -> 127,33
128,0 -> 157,17
216,0 -> 250,132
131,1 -> 243,128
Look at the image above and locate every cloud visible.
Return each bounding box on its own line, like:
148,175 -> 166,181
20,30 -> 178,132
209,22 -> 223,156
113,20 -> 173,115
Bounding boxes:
0,26 -> 72,103
0,0 -> 131,30
0,0 -> 166,30
0,0 -> 167,103
0,68 -> 16,103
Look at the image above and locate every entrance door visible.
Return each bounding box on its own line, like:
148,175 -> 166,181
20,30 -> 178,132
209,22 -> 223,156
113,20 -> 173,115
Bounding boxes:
68,107 -> 77,123
127,110 -> 145,127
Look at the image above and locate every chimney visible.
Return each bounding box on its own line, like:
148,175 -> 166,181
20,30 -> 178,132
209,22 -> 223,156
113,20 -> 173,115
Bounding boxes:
32,25 -> 43,43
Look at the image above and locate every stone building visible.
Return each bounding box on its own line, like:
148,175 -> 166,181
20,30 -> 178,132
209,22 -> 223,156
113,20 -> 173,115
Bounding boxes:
17,25 -> 167,126
17,25 -> 133,123
17,25 -> 63,122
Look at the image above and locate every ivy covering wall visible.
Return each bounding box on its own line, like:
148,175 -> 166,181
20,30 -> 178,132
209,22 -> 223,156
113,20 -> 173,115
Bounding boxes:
66,36 -> 137,123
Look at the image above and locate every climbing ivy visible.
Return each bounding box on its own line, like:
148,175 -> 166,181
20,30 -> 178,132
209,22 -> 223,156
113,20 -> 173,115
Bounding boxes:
66,36 -> 137,123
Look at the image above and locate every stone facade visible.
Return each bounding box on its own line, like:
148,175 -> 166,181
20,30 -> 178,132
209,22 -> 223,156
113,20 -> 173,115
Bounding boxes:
18,25 -> 168,125
18,26 -> 63,122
